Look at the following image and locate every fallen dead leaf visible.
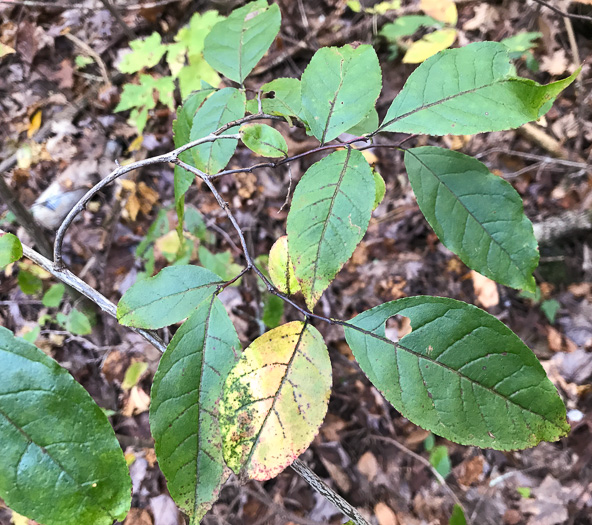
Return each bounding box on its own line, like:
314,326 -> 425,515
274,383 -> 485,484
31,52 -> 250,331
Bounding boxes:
121,385 -> 151,417
463,3 -> 499,31
540,49 -> 570,76
357,451 -> 379,481
124,508 -> 153,525
374,502 -> 399,525
471,271 -> 499,308
455,454 -> 485,487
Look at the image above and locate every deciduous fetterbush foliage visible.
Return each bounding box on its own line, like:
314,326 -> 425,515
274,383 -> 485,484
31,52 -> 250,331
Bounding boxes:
0,1 -> 579,524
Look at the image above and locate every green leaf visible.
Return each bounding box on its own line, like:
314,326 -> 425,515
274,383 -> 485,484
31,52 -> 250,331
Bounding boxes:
379,15 -> 441,42
373,170 -> 386,211
404,147 -> 539,291
0,232 -> 22,268
203,1 -> 281,84
344,296 -> 570,450
198,246 -> 243,283
0,326 -> 131,525
240,123 -> 288,157
121,361 -> 148,391
268,236 -> 300,295
150,297 -> 241,522
65,309 -> 92,336
517,487 -> 532,498
42,284 -> 65,308
254,78 -> 302,122
173,86 -> 216,240
449,504 -> 467,525
501,32 -> 542,57
18,269 -> 42,295
262,293 -> 284,328
175,10 -> 224,58
221,321 -> 331,480
178,58 -> 221,101
346,108 -> 379,136
429,445 -> 451,478
118,32 -> 167,74
301,45 -> 382,143
287,149 -> 375,309
541,299 -> 560,324
117,265 -> 223,329
379,42 -> 579,135
189,87 -> 246,174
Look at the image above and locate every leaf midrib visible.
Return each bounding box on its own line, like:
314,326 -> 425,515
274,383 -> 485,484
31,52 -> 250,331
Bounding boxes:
378,75 -> 516,132
310,149 -> 351,301
348,321 -> 561,427
0,403 -> 116,520
407,150 -> 526,278
321,55 -> 346,144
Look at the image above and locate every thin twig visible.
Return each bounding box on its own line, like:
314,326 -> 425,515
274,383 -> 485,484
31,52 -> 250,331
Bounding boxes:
474,148 -> 590,170
63,32 -> 110,84
99,0 -> 136,40
372,435 -> 468,521
530,0 -> 592,22
0,0 -> 184,10
53,133 -> 241,266
291,459 -> 370,525
0,228 -> 166,353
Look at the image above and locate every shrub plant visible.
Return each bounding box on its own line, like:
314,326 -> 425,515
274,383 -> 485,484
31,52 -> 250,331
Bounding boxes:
0,1 -> 579,524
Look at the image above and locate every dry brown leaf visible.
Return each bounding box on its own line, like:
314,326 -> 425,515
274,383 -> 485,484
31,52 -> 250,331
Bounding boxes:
463,3 -> 499,31
374,502 -> 399,525
321,413 -> 347,441
471,271 -> 499,309
121,385 -> 151,417
547,326 -> 564,353
540,49 -> 570,76
124,508 -> 153,525
357,451 -> 379,481
455,455 -> 485,487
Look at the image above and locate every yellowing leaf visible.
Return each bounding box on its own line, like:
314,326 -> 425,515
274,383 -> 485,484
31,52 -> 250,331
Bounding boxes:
0,42 -> 16,58
268,236 -> 300,295
403,28 -> 457,64
27,110 -> 42,139
221,321 -> 331,480
420,0 -> 457,25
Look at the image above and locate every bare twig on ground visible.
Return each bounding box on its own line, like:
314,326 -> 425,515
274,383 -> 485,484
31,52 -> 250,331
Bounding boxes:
99,0 -> 136,40
0,0 -> 184,10
530,0 -> 592,23
63,32 -> 111,84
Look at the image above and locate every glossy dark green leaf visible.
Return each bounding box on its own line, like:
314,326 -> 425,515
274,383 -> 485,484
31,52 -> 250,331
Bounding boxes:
0,326 -> 131,525
404,147 -> 539,291
379,42 -> 578,135
189,87 -> 246,175
301,45 -> 382,142
117,265 -> 223,329
150,297 -> 241,523
287,149 -> 375,309
0,232 -> 22,268
344,296 -> 570,449
203,1 -> 281,84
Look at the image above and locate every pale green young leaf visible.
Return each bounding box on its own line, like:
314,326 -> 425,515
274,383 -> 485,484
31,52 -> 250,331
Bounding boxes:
346,108 -> 379,136
203,1 -> 281,84
240,123 -> 288,157
501,32 -> 542,56
198,246 -> 242,283
429,445 -> 451,478
268,236 -> 300,295
18,269 -> 42,295
175,10 -> 224,58
189,87 -> 245,174
150,297 -> 241,522
0,326 -> 131,525
255,78 -> 302,122
117,265 -> 223,329
301,45 -> 382,143
121,361 -> 148,390
379,42 -> 579,135
118,32 -> 167,74
373,170 -> 386,211
178,58 -> 220,100
0,232 -> 22,268
221,321 -> 331,480
404,147 -> 539,291
42,283 -> 65,308
379,15 -> 441,42
344,296 -> 570,449
287,149 -> 375,309
65,309 -> 92,336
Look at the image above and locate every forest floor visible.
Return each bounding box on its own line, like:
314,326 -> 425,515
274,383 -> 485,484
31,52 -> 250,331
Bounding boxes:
1,0 -> 592,524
